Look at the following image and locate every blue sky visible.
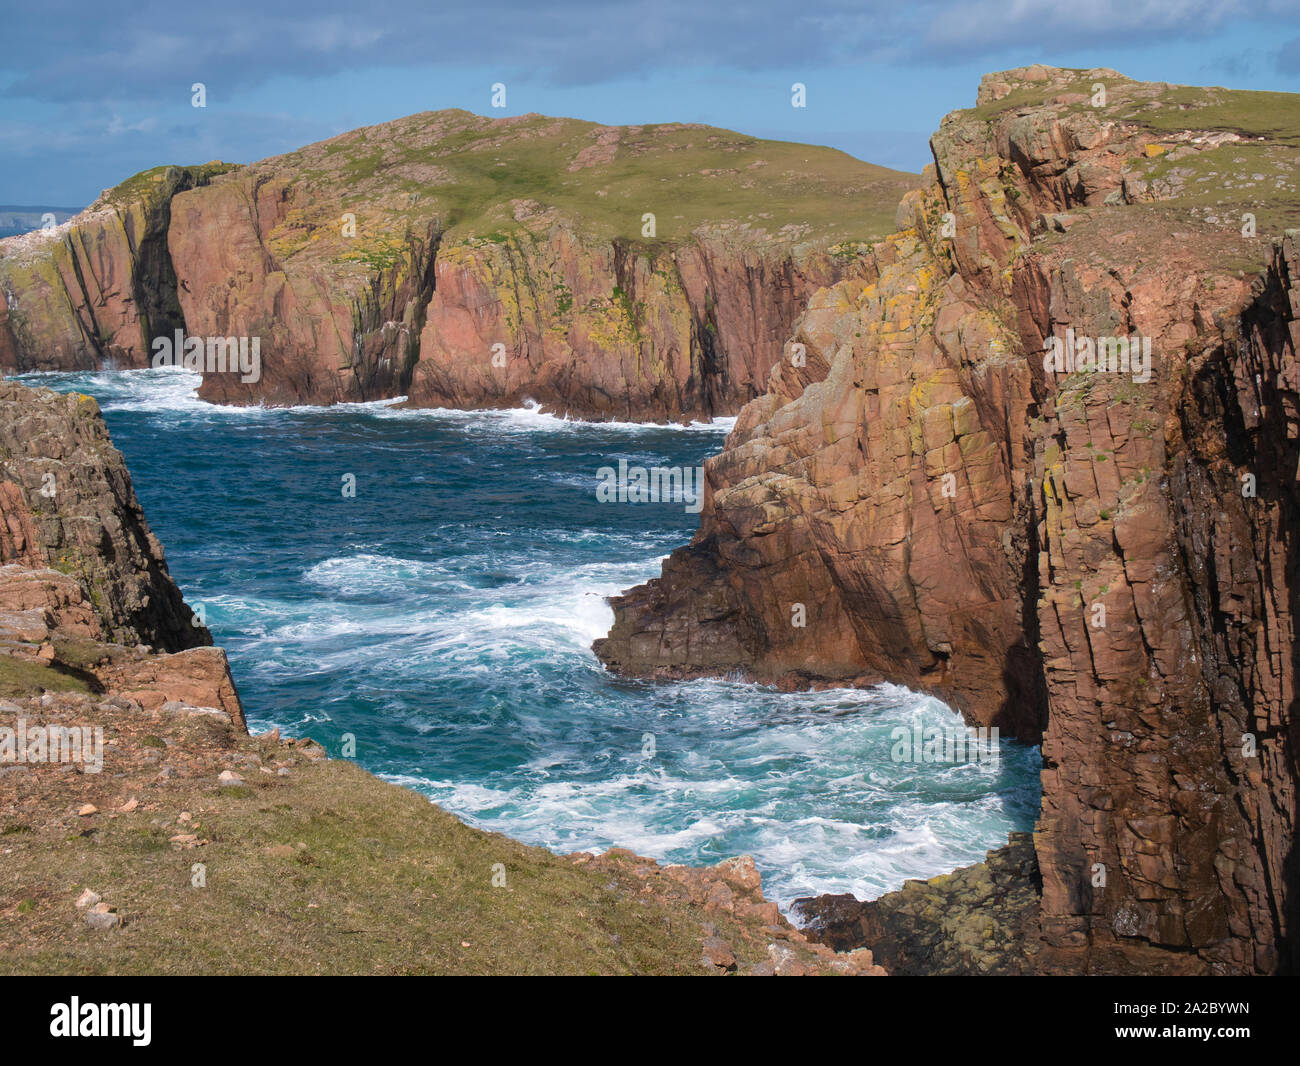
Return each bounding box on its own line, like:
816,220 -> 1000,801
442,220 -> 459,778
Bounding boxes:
3,0 -> 1299,206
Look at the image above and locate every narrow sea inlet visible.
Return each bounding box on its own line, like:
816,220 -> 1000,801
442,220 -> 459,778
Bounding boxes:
16,367 -> 1039,910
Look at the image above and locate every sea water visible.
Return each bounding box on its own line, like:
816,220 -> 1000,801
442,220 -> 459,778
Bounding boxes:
12,367 -> 1039,910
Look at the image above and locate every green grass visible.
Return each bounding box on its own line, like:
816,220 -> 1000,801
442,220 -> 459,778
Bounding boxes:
961,70 -> 1300,238
1127,86 -> 1300,143
96,162 -> 238,212
1123,141 -> 1300,235
0,760 -> 743,975
967,69 -> 1122,122
966,70 -> 1300,147
231,109 -> 918,268
0,657 -> 93,699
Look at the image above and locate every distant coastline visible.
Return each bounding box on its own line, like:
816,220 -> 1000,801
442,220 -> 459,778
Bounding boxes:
0,205 -> 82,239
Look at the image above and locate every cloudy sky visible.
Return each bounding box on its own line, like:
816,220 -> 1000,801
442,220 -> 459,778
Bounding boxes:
3,0 -> 1299,206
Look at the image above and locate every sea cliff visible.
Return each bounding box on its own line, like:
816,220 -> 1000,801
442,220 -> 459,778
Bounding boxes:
1,115 -> 914,422
596,66 -> 1300,974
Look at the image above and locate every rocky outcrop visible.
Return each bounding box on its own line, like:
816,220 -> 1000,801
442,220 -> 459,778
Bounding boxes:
0,382 -> 208,650
2,112 -> 913,421
568,849 -> 885,975
793,833 -> 1044,974
596,67 -> 1300,973
0,566 -> 246,732
0,381 -> 241,727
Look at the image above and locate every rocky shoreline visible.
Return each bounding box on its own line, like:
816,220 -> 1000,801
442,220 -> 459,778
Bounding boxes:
0,379 -> 882,975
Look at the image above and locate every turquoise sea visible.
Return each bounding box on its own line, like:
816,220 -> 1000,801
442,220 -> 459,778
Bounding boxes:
14,367 -> 1039,910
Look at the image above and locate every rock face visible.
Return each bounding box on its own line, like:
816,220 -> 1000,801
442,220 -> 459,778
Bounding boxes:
0,165 -> 232,374
0,381 -> 244,732
596,67 -> 1300,973
0,381 -> 242,727
399,226 -> 858,421
0,382 -> 209,650
3,113 -> 914,421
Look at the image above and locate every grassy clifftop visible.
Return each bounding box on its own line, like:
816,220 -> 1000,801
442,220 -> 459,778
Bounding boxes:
205,109 -> 917,269
0,665 -> 879,976
963,65 -> 1300,236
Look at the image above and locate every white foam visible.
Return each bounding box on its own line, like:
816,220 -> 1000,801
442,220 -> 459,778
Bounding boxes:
8,369 -> 737,433
302,553 -> 468,595
371,398 -> 736,433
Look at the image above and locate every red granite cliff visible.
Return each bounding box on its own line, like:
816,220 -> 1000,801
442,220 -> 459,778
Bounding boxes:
595,66 -> 1300,973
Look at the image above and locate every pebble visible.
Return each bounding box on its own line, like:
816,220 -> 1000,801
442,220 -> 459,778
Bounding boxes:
767,943 -> 808,977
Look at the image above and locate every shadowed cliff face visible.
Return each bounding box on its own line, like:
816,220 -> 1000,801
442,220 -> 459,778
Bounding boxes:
1,112 -> 914,421
595,66 -> 1300,973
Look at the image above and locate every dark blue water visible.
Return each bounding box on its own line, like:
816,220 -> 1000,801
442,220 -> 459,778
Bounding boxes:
13,367 -> 1039,908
